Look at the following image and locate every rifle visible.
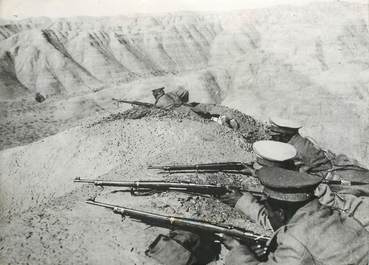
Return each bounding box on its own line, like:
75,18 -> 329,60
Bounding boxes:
86,199 -> 271,260
147,163 -> 369,186
74,177 -> 263,197
112,98 -> 158,108
112,98 -> 200,109
322,179 -> 369,186
148,162 -> 255,175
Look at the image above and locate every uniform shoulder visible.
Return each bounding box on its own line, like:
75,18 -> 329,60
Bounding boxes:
284,201 -> 332,237
288,134 -> 307,145
287,200 -> 368,244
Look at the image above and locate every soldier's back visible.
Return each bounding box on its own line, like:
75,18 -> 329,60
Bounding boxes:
272,199 -> 369,265
155,93 -> 182,109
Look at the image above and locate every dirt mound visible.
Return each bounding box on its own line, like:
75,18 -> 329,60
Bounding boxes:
0,106 -> 269,265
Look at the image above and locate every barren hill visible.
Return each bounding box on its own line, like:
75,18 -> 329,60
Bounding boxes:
1,2 -> 368,164
0,106 -> 269,265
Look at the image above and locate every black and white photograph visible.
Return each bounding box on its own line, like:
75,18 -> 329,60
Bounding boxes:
0,0 -> 368,264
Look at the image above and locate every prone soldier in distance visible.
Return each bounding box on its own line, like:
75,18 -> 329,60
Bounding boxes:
113,86 -> 191,110
152,86 -> 239,129
152,86 -> 189,109
114,86 -> 240,129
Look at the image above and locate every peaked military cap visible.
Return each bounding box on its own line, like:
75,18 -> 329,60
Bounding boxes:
152,87 -> 165,93
253,140 -> 296,167
269,117 -> 302,135
257,166 -> 322,202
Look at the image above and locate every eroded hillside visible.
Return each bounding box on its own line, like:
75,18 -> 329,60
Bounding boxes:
0,2 -> 368,164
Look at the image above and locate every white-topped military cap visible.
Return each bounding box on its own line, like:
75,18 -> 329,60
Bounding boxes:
253,140 -> 297,162
269,117 -> 302,129
269,117 -> 302,135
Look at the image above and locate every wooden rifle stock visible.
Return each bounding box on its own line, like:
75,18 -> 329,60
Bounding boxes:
86,200 -> 270,259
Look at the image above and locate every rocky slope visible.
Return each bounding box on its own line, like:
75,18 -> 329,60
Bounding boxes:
0,106 -> 269,265
0,2 -> 368,164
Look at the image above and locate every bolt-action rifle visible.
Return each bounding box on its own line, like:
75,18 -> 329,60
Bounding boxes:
86,199 -> 271,260
112,98 -> 200,109
74,178 -> 263,197
321,179 -> 369,186
112,98 -> 159,108
148,162 -> 255,175
147,162 -> 369,185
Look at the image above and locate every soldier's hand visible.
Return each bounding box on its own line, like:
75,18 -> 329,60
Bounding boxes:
218,189 -> 243,207
239,167 -> 256,176
219,234 -> 241,250
298,165 -> 310,173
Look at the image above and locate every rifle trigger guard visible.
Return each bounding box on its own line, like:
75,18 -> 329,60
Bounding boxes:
130,188 -> 138,196
130,188 -> 157,196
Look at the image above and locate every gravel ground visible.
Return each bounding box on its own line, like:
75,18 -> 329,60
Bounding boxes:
0,105 -> 270,265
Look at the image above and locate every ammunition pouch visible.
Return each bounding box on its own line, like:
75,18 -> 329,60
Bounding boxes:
145,230 -> 221,265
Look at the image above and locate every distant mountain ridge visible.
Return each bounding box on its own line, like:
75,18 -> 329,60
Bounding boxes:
0,2 -> 366,99
0,12 -> 225,98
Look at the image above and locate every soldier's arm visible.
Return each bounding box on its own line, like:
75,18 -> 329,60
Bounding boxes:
225,232 -> 307,265
235,192 -> 273,231
315,184 -> 361,213
316,184 -> 369,230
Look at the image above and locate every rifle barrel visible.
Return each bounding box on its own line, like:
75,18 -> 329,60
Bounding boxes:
112,98 -> 157,108
322,179 -> 369,186
148,162 -> 250,171
74,178 -> 263,196
86,200 -> 270,243
86,199 -> 116,210
75,178 -> 137,187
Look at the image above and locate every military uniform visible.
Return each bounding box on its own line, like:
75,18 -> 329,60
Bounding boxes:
227,167 -> 369,265
235,140 -> 369,231
236,185 -> 369,232
153,87 -> 189,109
315,184 -> 369,230
269,117 -> 369,186
252,140 -> 297,170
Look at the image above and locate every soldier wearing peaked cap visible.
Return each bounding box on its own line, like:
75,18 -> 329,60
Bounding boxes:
222,140 -> 369,232
218,140 -> 298,213
220,140 -> 299,207
269,116 -> 369,196
252,140 -> 297,170
269,116 -> 332,173
225,167 -> 369,265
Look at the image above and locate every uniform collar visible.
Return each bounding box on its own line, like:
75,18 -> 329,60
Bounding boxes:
270,199 -> 320,236
287,133 -> 303,144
